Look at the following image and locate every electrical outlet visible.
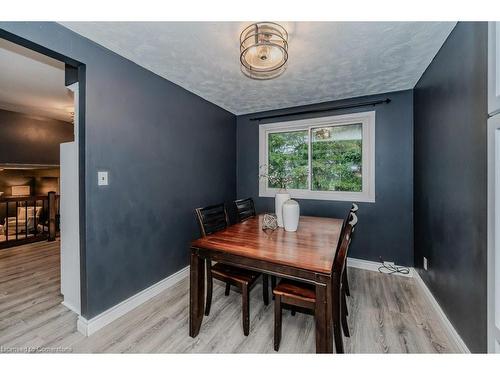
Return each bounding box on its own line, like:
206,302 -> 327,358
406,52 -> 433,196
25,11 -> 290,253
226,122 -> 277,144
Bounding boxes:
423,257 -> 428,271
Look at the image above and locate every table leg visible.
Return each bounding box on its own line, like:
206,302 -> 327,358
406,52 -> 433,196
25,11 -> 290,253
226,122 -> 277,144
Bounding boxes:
189,248 -> 205,337
315,282 -> 333,353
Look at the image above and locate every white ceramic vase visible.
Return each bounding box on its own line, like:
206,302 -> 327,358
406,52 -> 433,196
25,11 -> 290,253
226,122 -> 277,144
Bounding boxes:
275,190 -> 291,227
283,199 -> 300,232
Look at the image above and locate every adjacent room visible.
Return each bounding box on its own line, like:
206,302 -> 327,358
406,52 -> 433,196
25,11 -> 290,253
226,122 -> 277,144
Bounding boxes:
0,37 -> 78,337
0,18 -> 497,356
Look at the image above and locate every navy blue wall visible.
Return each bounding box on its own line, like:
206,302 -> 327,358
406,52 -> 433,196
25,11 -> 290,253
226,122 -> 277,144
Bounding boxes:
0,108 -> 73,165
0,22 -> 237,318
237,90 -> 414,265
414,22 -> 488,353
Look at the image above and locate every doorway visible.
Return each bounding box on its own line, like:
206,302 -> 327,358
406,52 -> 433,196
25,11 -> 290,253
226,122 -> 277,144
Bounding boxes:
0,33 -> 85,321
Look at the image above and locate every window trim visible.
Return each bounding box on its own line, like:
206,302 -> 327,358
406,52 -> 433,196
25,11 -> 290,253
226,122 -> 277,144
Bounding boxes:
258,111 -> 376,202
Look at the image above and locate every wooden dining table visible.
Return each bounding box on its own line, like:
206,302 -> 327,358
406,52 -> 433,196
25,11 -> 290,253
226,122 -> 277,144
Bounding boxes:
189,214 -> 344,353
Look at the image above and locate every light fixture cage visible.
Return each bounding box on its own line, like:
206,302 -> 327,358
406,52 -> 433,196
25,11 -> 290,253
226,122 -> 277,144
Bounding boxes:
240,22 -> 288,80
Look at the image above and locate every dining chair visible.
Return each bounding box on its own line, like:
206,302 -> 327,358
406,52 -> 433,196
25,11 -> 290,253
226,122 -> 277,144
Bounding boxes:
287,203 -> 357,319
233,197 -> 277,299
272,212 -> 358,353
342,203 -> 358,298
319,203 -> 358,341
234,197 -> 256,222
339,205 -> 359,341
195,203 -> 268,336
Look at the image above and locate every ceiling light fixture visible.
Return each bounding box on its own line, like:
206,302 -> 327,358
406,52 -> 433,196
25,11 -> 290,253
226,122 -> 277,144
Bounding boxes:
240,22 -> 288,80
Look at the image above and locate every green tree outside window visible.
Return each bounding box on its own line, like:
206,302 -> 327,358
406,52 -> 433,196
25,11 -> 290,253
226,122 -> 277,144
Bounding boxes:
266,123 -> 362,192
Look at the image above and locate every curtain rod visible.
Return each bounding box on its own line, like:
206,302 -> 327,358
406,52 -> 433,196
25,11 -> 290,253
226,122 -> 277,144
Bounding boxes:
249,98 -> 391,121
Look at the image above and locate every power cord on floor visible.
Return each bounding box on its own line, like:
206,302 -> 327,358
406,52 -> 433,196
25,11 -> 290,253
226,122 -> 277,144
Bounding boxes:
378,257 -> 410,275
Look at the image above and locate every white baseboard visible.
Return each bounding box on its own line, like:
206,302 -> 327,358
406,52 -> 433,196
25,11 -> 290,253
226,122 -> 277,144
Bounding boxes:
347,257 -> 413,277
348,256 -> 469,353
77,266 -> 189,336
412,270 -> 470,353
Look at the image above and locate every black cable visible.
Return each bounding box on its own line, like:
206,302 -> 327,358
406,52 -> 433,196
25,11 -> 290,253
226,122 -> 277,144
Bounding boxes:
377,257 -> 410,275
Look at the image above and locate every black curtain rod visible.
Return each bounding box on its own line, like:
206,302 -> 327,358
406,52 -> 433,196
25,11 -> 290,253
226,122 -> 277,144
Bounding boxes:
249,98 -> 391,121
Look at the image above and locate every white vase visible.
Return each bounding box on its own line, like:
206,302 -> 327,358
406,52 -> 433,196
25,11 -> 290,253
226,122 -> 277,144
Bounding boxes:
275,190 -> 290,227
283,199 -> 300,232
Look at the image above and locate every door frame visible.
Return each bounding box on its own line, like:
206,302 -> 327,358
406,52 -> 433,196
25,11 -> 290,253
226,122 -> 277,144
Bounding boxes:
488,114 -> 500,353
0,28 -> 88,318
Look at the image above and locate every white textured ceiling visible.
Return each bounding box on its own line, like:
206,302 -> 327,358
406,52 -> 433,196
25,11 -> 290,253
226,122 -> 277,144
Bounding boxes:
0,38 -> 73,122
61,22 -> 456,115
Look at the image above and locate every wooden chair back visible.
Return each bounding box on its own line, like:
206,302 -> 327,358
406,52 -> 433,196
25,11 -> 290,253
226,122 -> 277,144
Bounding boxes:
234,198 -> 256,222
333,212 -> 358,279
341,203 -> 358,234
195,203 -> 229,237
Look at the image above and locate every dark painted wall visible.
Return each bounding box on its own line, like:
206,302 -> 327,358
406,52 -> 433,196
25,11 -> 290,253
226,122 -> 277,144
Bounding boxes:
0,22 -> 237,318
414,22 -> 488,353
0,109 -> 73,165
237,90 -> 414,265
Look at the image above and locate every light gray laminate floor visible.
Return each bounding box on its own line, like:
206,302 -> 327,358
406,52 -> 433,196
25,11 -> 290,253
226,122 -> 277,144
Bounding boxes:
0,241 -> 460,353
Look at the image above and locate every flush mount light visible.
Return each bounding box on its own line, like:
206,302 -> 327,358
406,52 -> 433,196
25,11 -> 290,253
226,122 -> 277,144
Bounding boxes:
240,22 -> 288,80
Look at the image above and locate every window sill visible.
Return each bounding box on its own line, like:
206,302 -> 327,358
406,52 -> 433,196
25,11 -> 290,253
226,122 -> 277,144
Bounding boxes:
259,188 -> 375,203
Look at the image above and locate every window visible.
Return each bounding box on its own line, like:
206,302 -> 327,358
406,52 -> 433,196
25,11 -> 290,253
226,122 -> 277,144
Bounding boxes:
259,111 -> 375,202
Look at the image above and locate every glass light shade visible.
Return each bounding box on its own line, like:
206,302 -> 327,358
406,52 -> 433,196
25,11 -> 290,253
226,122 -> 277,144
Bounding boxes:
240,22 -> 288,80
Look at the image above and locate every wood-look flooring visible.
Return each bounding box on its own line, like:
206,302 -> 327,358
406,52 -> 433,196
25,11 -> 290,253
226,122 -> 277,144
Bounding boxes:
0,241 -> 460,353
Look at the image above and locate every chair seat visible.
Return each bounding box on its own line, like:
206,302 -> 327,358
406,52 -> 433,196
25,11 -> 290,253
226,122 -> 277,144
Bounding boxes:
211,263 -> 260,284
273,280 -> 316,303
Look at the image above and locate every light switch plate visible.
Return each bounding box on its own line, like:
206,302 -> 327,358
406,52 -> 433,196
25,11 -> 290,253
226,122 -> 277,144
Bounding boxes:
423,257 -> 428,271
98,171 -> 108,186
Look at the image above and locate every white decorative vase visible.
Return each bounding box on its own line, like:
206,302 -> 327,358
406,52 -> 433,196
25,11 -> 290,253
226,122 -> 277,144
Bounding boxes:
283,199 -> 300,232
275,190 -> 291,227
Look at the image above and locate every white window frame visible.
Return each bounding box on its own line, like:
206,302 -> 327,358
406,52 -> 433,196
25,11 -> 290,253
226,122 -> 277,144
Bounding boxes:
259,111 -> 375,202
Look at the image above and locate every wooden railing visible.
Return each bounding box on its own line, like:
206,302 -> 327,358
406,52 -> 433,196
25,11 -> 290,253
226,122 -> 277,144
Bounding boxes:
0,191 -> 59,249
